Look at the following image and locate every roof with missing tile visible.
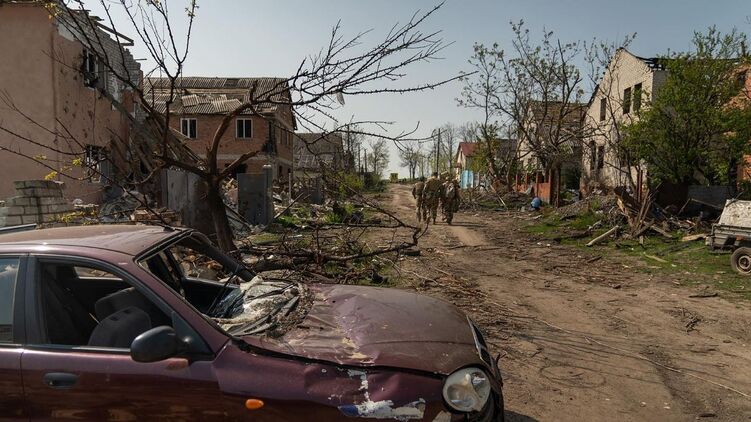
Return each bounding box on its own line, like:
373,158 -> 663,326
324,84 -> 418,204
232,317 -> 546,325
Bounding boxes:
144,77 -> 291,115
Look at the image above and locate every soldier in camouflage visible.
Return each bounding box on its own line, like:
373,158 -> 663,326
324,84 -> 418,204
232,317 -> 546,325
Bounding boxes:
411,177 -> 426,222
422,172 -> 442,224
442,177 -> 461,225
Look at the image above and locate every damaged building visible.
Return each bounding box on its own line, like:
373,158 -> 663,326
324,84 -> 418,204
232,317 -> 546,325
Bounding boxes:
144,77 -> 296,183
0,1 -> 141,203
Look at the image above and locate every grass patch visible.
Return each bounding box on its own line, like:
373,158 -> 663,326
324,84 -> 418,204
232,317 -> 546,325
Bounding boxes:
524,210 -> 601,238
247,232 -> 282,246
524,210 -> 751,298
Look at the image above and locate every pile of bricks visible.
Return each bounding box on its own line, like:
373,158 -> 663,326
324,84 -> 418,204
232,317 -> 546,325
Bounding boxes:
0,180 -> 75,227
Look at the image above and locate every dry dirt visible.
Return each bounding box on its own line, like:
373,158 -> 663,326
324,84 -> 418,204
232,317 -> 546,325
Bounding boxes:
382,184 -> 751,422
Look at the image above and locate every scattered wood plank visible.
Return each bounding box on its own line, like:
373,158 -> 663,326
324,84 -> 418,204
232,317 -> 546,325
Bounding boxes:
649,225 -> 673,238
586,226 -> 619,247
644,253 -> 668,264
681,233 -> 708,242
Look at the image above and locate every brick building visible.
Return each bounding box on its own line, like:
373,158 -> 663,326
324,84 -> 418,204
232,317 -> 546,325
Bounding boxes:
145,77 -> 296,182
582,48 -> 667,192
0,1 -> 141,202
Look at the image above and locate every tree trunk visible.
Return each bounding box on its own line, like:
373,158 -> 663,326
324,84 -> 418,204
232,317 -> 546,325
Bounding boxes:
206,179 -> 237,252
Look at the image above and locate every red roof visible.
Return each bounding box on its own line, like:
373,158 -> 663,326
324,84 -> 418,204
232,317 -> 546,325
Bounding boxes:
458,142 -> 478,157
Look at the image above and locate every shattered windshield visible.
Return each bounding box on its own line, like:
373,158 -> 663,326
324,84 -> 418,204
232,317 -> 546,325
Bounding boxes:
138,232 -> 309,337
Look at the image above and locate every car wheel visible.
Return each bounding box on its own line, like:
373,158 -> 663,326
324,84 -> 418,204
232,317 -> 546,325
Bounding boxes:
731,247 -> 751,276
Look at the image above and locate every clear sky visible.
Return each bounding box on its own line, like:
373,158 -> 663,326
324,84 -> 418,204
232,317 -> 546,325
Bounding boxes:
93,0 -> 750,176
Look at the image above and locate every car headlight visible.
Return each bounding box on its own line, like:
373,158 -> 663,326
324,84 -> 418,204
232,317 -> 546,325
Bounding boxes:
442,367 -> 491,412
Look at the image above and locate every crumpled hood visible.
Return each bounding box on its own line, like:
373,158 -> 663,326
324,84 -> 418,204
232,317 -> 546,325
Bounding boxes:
243,284 -> 483,375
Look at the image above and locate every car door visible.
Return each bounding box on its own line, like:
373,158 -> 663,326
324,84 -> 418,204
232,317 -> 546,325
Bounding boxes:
20,255 -> 230,421
0,256 -> 27,419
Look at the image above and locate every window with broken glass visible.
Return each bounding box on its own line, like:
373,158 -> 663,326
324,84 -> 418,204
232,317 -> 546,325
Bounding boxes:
81,49 -> 103,89
84,145 -> 105,183
137,233 -> 306,337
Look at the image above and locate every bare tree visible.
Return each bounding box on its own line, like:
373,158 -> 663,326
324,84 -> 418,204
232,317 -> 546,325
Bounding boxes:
0,1 -> 459,251
367,138 -> 390,177
398,142 -> 422,179
459,22 -> 587,204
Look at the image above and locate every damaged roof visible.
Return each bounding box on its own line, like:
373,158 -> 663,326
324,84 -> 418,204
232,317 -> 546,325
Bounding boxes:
144,77 -> 291,115
294,132 -> 344,170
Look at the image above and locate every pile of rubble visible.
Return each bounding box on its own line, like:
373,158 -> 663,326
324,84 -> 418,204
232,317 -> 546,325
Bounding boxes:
573,188 -> 714,247
556,194 -> 623,226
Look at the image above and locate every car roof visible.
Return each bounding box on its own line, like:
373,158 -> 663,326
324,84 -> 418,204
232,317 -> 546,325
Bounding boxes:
0,224 -> 186,257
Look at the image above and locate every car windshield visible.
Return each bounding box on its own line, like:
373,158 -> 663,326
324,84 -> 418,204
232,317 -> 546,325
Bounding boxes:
137,232 -> 306,337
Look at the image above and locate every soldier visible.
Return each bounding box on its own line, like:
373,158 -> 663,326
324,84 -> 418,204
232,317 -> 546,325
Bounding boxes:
422,171 -> 442,224
438,172 -> 450,221
411,177 -> 426,221
442,177 -> 461,225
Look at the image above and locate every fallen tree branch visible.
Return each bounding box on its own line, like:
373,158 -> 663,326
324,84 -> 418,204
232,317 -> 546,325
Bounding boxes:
586,226 -> 619,247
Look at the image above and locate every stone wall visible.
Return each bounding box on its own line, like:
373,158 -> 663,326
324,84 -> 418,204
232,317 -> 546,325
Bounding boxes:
0,181 -> 75,227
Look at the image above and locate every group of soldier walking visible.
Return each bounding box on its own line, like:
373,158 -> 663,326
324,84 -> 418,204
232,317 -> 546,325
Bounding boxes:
411,172 -> 461,225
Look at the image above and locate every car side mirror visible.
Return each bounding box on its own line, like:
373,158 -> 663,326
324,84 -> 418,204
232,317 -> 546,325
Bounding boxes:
130,326 -> 185,363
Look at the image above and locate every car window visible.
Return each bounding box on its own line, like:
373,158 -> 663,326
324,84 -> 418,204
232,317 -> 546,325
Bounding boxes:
36,261 -> 170,349
0,258 -> 20,343
73,266 -> 121,279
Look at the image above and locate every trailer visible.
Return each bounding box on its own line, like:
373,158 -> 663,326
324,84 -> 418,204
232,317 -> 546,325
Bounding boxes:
706,200 -> 751,275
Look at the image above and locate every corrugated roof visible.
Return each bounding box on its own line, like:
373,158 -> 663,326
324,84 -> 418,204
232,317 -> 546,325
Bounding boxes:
144,77 -> 291,115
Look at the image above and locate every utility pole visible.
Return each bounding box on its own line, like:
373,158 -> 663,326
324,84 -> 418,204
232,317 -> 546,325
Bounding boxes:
434,129 -> 441,173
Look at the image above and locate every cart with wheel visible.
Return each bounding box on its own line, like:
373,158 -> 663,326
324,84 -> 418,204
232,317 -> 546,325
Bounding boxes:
706,200 -> 751,275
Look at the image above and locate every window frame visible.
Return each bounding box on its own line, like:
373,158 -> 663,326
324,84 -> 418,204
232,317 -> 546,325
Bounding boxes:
236,118 -> 253,139
0,255 -> 27,347
82,49 -> 99,88
633,83 -> 642,112
599,98 -> 607,121
622,87 -> 632,115
84,144 -> 105,183
22,254 -> 209,357
597,145 -> 605,170
180,118 -> 197,139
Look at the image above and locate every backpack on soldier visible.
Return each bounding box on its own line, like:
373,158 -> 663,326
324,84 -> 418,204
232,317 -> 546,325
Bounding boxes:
445,182 -> 456,199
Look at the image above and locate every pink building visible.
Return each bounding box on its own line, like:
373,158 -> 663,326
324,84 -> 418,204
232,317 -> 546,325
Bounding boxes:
0,2 -> 141,203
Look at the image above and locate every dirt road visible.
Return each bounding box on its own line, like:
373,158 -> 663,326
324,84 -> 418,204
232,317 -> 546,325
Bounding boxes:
385,184 -> 751,422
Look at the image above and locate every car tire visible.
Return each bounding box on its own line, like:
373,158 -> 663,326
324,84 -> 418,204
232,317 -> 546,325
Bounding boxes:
497,390 -> 505,422
731,247 -> 751,276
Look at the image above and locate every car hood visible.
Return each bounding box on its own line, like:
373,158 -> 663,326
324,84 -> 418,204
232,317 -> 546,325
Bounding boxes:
242,284 -> 483,375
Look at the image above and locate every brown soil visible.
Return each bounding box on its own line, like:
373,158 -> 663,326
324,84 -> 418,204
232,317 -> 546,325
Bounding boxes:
384,184 -> 751,422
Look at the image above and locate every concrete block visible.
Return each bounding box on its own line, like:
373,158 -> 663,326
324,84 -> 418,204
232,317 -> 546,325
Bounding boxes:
23,205 -> 42,214
7,197 -> 33,207
19,187 -> 62,198
21,215 -> 38,224
2,206 -> 25,216
14,180 -> 62,190
0,216 -> 23,227
38,197 -> 66,206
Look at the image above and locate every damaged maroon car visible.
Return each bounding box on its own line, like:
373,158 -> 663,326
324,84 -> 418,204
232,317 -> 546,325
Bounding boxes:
0,225 -> 504,421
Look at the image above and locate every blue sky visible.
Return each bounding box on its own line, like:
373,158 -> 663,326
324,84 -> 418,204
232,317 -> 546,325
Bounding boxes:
95,0 -> 749,176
